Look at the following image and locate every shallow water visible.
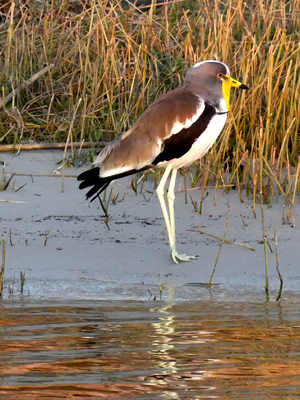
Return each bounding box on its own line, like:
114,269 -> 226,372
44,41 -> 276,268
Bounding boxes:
1,296 -> 300,399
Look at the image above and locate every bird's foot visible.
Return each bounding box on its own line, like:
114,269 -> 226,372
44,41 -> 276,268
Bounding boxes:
171,248 -> 198,264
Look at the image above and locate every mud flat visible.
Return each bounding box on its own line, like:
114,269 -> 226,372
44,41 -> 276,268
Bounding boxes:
0,150 -> 299,301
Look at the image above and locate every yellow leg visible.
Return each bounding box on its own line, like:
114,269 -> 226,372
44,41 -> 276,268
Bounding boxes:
157,165 -> 173,254
167,168 -> 177,249
157,165 -> 197,263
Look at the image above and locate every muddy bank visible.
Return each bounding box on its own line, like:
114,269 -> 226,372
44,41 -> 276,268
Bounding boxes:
0,150 -> 299,300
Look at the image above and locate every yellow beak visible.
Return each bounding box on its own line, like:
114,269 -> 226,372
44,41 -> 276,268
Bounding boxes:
222,74 -> 249,111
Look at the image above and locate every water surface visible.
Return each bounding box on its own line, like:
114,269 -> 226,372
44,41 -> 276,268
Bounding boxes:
1,296 -> 300,399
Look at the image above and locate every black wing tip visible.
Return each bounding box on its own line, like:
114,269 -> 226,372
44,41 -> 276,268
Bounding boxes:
77,166 -> 100,182
77,166 -> 111,201
78,167 -> 148,201
78,180 -> 90,190
85,181 -> 110,202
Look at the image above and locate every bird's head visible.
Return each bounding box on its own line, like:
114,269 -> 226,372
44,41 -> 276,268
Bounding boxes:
185,60 -> 249,110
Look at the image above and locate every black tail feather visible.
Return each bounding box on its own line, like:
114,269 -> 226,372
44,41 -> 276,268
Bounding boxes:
77,166 -> 149,202
77,167 -> 101,183
77,167 -> 112,201
85,178 -> 111,202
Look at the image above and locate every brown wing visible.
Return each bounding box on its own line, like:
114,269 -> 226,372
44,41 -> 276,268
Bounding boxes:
98,87 -> 203,178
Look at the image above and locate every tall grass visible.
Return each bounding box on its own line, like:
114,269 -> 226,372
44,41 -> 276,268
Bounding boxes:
0,0 -> 299,201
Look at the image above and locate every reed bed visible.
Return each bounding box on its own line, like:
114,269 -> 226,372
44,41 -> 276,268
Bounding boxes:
0,0 -> 299,203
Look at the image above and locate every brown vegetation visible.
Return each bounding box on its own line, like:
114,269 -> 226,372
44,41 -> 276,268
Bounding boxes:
0,0 -> 298,204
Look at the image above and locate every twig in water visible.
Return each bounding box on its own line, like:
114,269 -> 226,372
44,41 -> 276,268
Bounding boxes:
148,288 -> 157,301
8,277 -> 15,297
274,227 -> 283,301
266,240 -> 273,253
0,238 -> 5,297
14,183 -> 27,193
208,204 -> 231,285
9,229 -> 13,246
241,216 -> 248,227
20,271 -> 26,295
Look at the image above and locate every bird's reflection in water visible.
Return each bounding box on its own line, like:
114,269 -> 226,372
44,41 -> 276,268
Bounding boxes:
147,284 -> 214,398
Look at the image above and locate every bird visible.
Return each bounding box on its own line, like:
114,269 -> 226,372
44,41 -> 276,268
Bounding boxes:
77,60 -> 249,263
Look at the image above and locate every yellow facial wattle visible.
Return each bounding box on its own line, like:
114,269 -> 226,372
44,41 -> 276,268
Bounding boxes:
222,74 -> 249,111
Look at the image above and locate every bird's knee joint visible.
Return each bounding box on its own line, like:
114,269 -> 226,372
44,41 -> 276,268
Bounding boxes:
156,186 -> 165,197
167,191 -> 175,202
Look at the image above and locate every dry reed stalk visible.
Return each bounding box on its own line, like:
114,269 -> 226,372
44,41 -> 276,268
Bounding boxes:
262,155 -> 290,206
20,270 -> 26,295
188,228 -> 255,251
182,169 -> 188,205
208,204 -> 231,285
0,0 -> 298,200
287,157 -> 300,221
214,175 -> 219,206
0,238 -> 5,297
9,229 -> 13,246
0,199 -> 27,203
259,117 -> 269,302
0,64 -> 55,109
199,155 -> 210,214
62,98 -> 82,193
0,142 -> 104,152
253,153 -> 257,217
177,181 -> 253,193
274,227 -> 283,301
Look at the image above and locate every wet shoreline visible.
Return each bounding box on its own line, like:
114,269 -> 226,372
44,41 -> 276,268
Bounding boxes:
0,150 -> 299,301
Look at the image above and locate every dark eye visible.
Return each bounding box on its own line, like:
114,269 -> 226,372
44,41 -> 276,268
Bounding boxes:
217,73 -> 223,78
